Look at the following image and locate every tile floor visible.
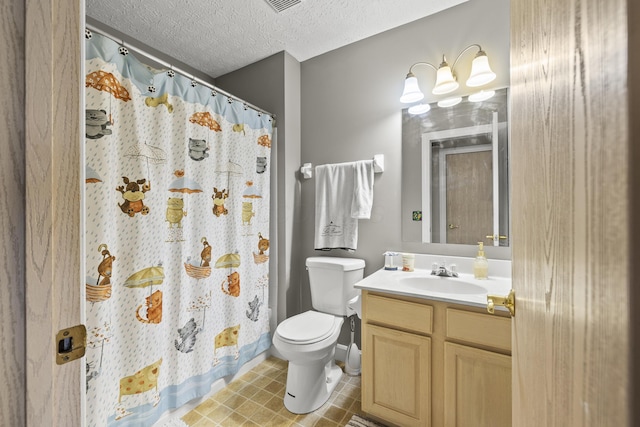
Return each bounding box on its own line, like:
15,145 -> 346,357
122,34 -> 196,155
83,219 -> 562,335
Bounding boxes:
181,357 -> 364,426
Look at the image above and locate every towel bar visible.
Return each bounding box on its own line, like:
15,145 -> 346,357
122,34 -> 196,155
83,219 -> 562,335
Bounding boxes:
300,154 -> 384,180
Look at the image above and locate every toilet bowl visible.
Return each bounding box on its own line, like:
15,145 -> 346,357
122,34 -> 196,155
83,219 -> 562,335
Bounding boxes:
273,311 -> 344,414
272,257 -> 365,414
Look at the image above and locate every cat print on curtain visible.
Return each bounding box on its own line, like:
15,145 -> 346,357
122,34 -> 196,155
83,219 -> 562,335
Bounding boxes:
84,31 -> 272,427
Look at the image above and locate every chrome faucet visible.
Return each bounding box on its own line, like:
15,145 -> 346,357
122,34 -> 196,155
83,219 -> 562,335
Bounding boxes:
431,261 -> 458,278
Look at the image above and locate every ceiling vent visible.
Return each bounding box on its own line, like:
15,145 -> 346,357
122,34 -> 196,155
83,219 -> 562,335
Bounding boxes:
264,0 -> 302,13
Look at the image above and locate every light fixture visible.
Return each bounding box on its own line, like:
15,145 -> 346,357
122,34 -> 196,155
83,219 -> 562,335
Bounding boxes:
432,56 -> 459,95
437,96 -> 462,108
468,90 -> 495,102
408,103 -> 431,115
400,44 -> 497,102
466,51 -> 496,87
399,73 -> 424,104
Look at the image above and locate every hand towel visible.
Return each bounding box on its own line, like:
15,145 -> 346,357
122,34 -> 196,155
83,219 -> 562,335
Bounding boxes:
351,160 -> 375,219
314,163 -> 359,251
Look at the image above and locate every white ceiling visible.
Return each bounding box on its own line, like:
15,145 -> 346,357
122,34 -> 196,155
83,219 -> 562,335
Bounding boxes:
86,0 -> 467,78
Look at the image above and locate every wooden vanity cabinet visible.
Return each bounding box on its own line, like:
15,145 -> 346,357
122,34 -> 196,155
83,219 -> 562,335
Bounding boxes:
361,290 -> 512,427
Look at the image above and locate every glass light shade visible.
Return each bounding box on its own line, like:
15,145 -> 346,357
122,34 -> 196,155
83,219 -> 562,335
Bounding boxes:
400,75 -> 425,104
432,63 -> 459,95
408,103 -> 431,115
468,90 -> 495,102
437,96 -> 462,108
466,52 -> 496,87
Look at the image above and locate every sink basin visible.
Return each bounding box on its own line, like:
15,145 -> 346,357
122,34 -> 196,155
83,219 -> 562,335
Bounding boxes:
399,276 -> 487,295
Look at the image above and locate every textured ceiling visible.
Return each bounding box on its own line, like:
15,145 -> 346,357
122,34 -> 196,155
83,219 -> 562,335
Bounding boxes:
86,0 -> 467,78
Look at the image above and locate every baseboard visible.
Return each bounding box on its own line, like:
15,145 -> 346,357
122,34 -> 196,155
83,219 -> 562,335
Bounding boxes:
336,343 -> 348,363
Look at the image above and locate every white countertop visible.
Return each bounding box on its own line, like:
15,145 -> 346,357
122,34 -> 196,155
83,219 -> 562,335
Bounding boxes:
354,267 -> 512,311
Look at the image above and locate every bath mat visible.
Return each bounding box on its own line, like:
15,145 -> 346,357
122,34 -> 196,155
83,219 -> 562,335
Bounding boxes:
345,413 -> 388,427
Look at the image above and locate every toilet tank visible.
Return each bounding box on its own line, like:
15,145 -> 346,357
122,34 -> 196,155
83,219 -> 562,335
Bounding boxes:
306,257 -> 365,316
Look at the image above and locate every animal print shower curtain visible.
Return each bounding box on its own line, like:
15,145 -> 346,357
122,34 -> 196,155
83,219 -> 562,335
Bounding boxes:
84,31 -> 272,426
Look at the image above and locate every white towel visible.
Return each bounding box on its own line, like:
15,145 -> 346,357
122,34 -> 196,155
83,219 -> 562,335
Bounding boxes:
314,160 -> 375,251
351,160 -> 375,219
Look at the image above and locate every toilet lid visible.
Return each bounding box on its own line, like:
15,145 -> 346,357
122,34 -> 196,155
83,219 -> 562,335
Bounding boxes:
277,311 -> 338,344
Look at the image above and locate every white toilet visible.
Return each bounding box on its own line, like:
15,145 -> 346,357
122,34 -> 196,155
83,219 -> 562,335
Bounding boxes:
272,256 -> 365,414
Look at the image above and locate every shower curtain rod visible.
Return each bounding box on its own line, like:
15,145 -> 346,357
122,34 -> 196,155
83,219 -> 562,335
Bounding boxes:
85,24 -> 276,120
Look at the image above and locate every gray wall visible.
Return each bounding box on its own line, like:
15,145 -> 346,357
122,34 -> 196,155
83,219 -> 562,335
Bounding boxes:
299,0 -> 510,300
299,0 -> 509,344
216,52 -> 303,327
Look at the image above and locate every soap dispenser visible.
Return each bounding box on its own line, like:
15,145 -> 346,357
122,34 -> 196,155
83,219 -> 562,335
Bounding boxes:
473,242 -> 489,279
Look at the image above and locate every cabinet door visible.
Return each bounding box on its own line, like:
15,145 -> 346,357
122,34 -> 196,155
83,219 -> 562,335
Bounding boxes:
444,342 -> 511,427
362,324 -> 431,427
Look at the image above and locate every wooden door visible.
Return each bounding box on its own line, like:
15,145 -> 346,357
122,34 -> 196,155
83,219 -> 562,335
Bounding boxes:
446,150 -> 492,244
444,342 -> 511,427
25,0 -> 83,426
362,324 -> 431,427
510,0 -> 631,426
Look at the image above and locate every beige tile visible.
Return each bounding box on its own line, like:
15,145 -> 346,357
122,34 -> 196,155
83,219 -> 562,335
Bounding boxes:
194,398 -> 218,416
321,405 -> 347,423
294,412 -> 321,427
240,370 -> 260,382
227,379 -> 247,393
264,394 -> 286,413
252,374 -> 274,388
242,420 -> 262,427
181,410 -> 203,426
277,406 -> 300,421
250,389 -> 275,405
212,387 -> 235,404
192,417 -> 217,426
248,407 -> 278,425
222,393 -> 248,409
340,411 -> 355,425
330,391 -> 354,409
313,417 -> 339,427
238,383 -> 261,398
340,384 -> 360,399
265,379 -> 285,394
235,399 -> 263,419
274,372 -> 288,384
221,411 -> 248,426
349,399 -> 362,414
206,404 -> 234,421
264,414 -> 294,426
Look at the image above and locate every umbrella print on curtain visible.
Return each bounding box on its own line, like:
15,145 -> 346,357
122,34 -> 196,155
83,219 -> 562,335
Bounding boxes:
124,264 -> 165,324
184,290 -> 212,335
116,143 -> 166,218
216,252 -> 241,298
124,142 -> 167,190
212,161 -> 243,217
188,111 -> 221,161
86,321 -> 112,391
184,237 -> 212,282
85,70 -> 131,127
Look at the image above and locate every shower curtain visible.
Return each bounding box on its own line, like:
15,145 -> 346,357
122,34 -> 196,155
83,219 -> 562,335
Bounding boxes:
84,31 -> 272,426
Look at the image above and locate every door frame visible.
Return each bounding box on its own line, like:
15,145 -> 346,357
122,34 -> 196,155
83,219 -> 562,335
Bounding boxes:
25,0 -> 84,425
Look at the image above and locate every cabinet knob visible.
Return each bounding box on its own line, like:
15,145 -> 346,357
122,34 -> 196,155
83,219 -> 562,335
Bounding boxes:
487,289 -> 515,317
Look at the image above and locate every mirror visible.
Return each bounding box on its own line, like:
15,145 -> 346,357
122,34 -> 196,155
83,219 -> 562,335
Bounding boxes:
401,88 -> 510,250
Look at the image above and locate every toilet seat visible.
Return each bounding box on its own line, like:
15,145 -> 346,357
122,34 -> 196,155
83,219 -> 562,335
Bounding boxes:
276,311 -> 340,345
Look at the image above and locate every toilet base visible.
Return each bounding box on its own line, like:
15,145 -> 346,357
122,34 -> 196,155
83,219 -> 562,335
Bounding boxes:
282,349 -> 343,414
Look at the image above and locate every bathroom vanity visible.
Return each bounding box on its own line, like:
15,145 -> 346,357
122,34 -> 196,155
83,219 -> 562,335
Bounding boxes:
356,259 -> 512,427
